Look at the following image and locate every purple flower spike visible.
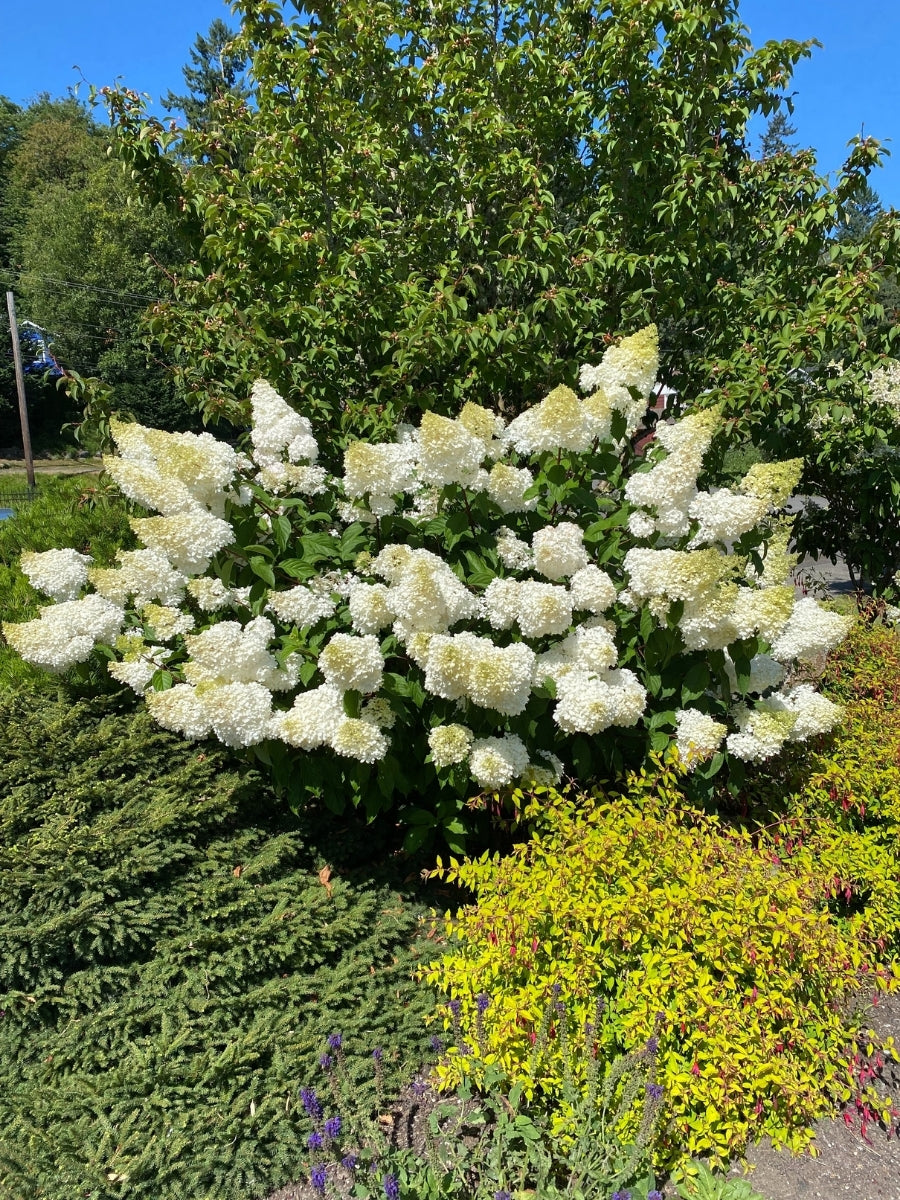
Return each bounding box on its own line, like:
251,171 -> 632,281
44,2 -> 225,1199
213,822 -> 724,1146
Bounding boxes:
324,1115 -> 342,1139
646,1082 -> 664,1101
648,1192 -> 664,1200
429,1034 -> 444,1052
383,1173 -> 400,1200
319,1053 -> 333,1070
475,992 -> 491,1014
307,1131 -> 323,1151
411,1076 -> 428,1097
342,1153 -> 358,1171
646,1035 -> 659,1055
372,1046 -> 384,1062
327,1032 -> 343,1051
611,1192 -> 631,1200
310,1164 -> 327,1193
448,998 -> 461,1017
300,1087 -> 322,1119
551,982 -> 562,999
494,1192 -> 513,1200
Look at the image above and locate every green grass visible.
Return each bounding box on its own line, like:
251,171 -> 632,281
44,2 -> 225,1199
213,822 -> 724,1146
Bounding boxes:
0,473 -> 134,691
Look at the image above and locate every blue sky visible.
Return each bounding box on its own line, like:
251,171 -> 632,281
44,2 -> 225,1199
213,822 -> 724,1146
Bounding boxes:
1,0 -> 898,207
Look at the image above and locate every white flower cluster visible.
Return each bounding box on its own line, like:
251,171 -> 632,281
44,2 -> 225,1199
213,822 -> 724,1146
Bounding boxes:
20,549 -> 91,602
4,594 -> 123,673
674,709 -> 727,766
5,337 -> 851,786
249,379 -> 319,468
725,683 -> 842,762
868,359 -> 900,424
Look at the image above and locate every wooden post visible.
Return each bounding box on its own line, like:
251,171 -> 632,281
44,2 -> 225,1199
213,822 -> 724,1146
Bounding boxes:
5,290 -> 35,490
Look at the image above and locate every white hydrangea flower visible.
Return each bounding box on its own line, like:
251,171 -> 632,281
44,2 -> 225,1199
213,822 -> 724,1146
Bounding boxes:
675,709 -> 727,766
483,578 -> 520,630
275,684 -> 345,750
424,632 -> 535,715
729,585 -> 795,643
468,734 -> 530,788
109,419 -> 244,515
515,581 -> 573,639
458,401 -> 506,449
20,548 -> 91,602
428,723 -> 475,769
627,511 -> 658,540
532,523 -> 589,580
624,546 -> 734,602
416,413 -> 486,487
3,594 -> 124,673
739,460 -> 804,508
578,326 -> 659,436
204,680 -> 276,748
249,380 -> 318,467
183,617 -> 295,690
186,577 -> 233,612
331,716 -> 389,763
130,510 -> 234,575
255,462 -> 329,495
370,543 -> 416,584
554,667 -> 646,734
624,408 -> 720,538
726,698 -> 798,762
267,585 -> 336,628
777,684 -> 842,741
142,603 -> 195,641
348,582 -> 394,634
569,565 -> 617,613
319,632 -> 384,694
535,623 -> 620,688
108,657 -> 158,695
504,385 -> 592,454
724,652 -> 785,696
678,584 -> 739,651
385,549 -> 479,636
89,549 -> 187,609
337,501 -> 378,525
146,683 -> 213,740
496,529 -> 533,571
687,488 -> 769,547
769,597 -> 853,664
343,441 -> 418,505
486,462 -> 537,513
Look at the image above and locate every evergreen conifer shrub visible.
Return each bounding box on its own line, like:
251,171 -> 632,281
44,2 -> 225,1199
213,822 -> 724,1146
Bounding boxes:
0,690 -> 434,1200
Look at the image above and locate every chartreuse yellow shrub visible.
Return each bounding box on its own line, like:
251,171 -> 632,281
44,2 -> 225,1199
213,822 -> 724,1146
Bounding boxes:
745,620 -> 900,957
422,762 -> 899,1164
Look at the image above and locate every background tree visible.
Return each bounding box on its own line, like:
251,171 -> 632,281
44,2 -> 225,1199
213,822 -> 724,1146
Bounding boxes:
162,19 -> 250,130
0,96 -> 195,447
758,110 -> 798,158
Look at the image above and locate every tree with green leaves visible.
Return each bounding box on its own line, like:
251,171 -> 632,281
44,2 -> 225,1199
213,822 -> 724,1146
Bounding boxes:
0,96 -> 196,441
103,0 -> 900,583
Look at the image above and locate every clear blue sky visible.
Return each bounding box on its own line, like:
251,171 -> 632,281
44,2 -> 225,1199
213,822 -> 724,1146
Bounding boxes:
1,0 -> 898,208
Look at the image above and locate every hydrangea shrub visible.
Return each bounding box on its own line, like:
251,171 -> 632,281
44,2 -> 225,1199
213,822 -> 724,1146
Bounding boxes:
4,326 -> 851,844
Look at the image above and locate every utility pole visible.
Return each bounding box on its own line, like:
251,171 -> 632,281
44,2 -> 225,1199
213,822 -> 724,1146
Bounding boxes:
5,290 -> 35,490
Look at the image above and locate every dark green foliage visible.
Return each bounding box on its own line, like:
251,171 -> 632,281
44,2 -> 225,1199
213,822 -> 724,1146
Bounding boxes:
0,690 -> 436,1199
